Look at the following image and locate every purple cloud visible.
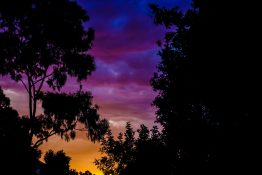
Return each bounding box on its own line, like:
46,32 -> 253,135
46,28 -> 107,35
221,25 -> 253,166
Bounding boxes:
1,0 -> 191,172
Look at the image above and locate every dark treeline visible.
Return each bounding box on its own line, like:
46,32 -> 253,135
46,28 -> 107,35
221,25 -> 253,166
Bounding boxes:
1,0 -> 258,174
95,123 -> 167,175
96,0 -> 258,175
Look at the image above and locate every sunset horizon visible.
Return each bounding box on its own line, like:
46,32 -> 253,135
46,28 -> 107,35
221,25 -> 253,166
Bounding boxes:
0,0 -> 191,174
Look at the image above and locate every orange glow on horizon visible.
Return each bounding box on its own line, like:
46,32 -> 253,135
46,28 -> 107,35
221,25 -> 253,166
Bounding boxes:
39,135 -> 104,175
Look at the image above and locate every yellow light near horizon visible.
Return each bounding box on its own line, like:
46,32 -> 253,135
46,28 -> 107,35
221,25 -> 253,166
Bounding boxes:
39,135 -> 104,175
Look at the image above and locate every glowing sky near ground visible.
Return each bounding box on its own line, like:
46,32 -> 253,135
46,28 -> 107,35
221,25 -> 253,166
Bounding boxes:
0,0 -> 191,174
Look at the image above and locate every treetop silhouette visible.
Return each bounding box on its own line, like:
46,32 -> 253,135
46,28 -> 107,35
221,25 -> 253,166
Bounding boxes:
95,122 -> 168,175
150,0 -> 255,174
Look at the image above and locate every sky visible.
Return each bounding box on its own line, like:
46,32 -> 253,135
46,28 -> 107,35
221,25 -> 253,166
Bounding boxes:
0,0 -> 191,174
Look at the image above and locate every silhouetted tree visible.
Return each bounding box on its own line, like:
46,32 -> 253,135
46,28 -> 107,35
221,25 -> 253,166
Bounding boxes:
95,122 -> 135,175
69,169 -> 79,175
150,3 -> 212,174
43,150 -> 71,175
0,87 -> 40,174
0,0 -> 108,148
95,123 -> 167,175
123,125 -> 169,175
79,170 -> 93,175
150,0 -> 256,174
41,150 -> 96,175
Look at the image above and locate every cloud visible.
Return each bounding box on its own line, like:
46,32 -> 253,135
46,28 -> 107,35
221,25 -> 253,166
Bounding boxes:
1,0 -> 191,173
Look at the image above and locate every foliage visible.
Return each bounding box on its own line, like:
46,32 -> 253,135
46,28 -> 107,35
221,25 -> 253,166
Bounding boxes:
43,150 -> 71,175
0,0 -> 95,84
150,0 -> 255,174
94,122 -> 135,175
0,87 -> 40,174
78,170 -> 93,175
95,123 -> 167,175
42,150 -> 95,175
150,1 -> 226,174
33,91 -> 109,148
0,0 -> 108,147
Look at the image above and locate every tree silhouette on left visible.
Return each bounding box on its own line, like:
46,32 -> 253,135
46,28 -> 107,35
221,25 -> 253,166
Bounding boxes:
0,0 -> 108,149
0,87 -> 40,174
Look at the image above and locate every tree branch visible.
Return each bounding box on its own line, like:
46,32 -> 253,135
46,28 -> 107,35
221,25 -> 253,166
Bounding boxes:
28,74 -> 33,119
19,78 -> 29,93
33,130 -> 57,148
75,128 -> 88,131
28,72 -> 34,140
35,68 -> 49,97
33,71 -> 53,85
32,78 -> 37,120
